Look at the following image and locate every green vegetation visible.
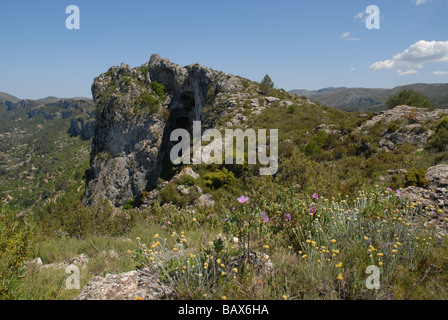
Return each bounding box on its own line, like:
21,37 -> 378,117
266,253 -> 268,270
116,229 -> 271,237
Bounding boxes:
1,75 -> 448,300
138,92 -> 160,114
150,81 -> 165,99
386,89 -> 433,110
260,74 -> 274,95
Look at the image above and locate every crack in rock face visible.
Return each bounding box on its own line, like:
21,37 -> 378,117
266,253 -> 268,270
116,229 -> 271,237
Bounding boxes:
83,54 -> 242,207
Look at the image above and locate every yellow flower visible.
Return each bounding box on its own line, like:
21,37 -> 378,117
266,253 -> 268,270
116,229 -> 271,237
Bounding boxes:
222,272 -> 226,276
331,239 -> 336,243
154,234 -> 159,239
232,268 -> 238,273
364,236 -> 369,240
301,255 -> 307,259
149,257 -> 154,261
134,296 -> 144,300
377,253 -> 384,257
337,274 -> 343,280
203,294 -> 207,298
378,262 -> 383,266
193,218 -> 197,222
221,264 -> 225,268
221,296 -> 227,300
282,295 -> 287,300
391,250 -> 398,254
136,237 -> 141,241
172,248 -> 178,252
216,259 -> 221,264
127,250 -> 131,254
264,245 -> 269,249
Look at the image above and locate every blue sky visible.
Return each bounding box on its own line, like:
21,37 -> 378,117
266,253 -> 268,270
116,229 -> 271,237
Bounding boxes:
0,0 -> 447,99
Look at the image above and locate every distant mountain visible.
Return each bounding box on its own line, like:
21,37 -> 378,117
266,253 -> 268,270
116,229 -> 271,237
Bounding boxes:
289,83 -> 448,112
0,91 -> 96,211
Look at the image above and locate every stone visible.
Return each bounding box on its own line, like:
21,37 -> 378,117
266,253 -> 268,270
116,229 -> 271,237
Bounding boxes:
74,268 -> 175,300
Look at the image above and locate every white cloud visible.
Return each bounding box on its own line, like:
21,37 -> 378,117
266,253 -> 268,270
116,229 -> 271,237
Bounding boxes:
340,32 -> 360,41
398,70 -> 418,76
349,67 -> 356,71
354,12 -> 364,20
413,0 -> 431,5
432,71 -> 448,76
370,40 -> 448,75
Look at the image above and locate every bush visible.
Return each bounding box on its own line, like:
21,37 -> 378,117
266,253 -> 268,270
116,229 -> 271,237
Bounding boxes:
0,206 -> 33,299
386,90 -> 433,110
150,81 -> 165,99
139,92 -> 160,114
426,117 -> 448,152
203,168 -> 235,189
405,169 -> 429,188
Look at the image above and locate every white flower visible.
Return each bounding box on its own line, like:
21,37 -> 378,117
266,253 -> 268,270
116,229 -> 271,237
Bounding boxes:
233,237 -> 239,244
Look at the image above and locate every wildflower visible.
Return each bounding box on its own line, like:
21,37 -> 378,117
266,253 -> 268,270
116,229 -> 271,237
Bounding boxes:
134,296 -> 144,300
221,296 -> 227,300
331,239 -> 336,243
154,234 -> 159,239
379,262 -> 383,266
136,237 -> 141,241
386,187 -> 392,192
364,236 -> 369,240
224,218 -> 228,222
232,268 -> 238,273
309,207 -> 316,215
313,193 -> 319,200
264,245 -> 269,249
301,255 -> 307,259
222,272 -> 226,276
172,248 -> 178,252
284,214 -> 291,221
282,295 -> 287,300
127,250 -> 131,254
192,218 -> 197,222
337,274 -> 343,280
216,259 -> 221,264
237,196 -> 249,204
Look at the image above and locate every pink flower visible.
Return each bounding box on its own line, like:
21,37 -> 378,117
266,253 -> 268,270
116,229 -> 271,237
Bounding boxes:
312,193 -> 319,200
237,196 -> 249,204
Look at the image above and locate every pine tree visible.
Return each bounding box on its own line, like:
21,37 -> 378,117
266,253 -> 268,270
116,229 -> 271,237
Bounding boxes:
260,74 -> 274,95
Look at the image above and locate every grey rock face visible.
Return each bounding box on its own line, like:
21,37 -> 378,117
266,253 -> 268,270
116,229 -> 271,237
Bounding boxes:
74,268 -> 175,300
400,164 -> 448,225
68,116 -> 96,140
84,54 -> 243,206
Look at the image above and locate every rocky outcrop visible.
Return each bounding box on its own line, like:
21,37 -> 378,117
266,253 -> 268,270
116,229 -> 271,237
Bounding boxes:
68,116 -> 96,140
400,164 -> 448,225
83,54 -> 245,206
74,268 -> 175,300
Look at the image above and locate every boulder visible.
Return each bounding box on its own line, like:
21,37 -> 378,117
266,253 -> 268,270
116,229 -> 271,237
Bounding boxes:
74,268 -> 175,300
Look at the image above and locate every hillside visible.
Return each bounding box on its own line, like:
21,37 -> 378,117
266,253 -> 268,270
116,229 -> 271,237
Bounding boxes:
1,55 -> 448,301
289,83 -> 448,112
0,95 -> 95,212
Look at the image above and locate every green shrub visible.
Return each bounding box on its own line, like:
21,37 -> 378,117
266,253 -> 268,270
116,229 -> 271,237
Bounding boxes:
0,205 -> 33,299
150,81 -> 165,99
426,117 -> 448,152
405,168 -> 429,188
124,77 -> 131,87
138,92 -> 160,114
386,90 -> 433,110
203,168 -> 235,189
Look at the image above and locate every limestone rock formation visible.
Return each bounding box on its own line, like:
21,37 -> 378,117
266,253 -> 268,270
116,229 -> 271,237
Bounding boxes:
83,54 -> 245,206
75,267 -> 175,300
400,164 -> 448,225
